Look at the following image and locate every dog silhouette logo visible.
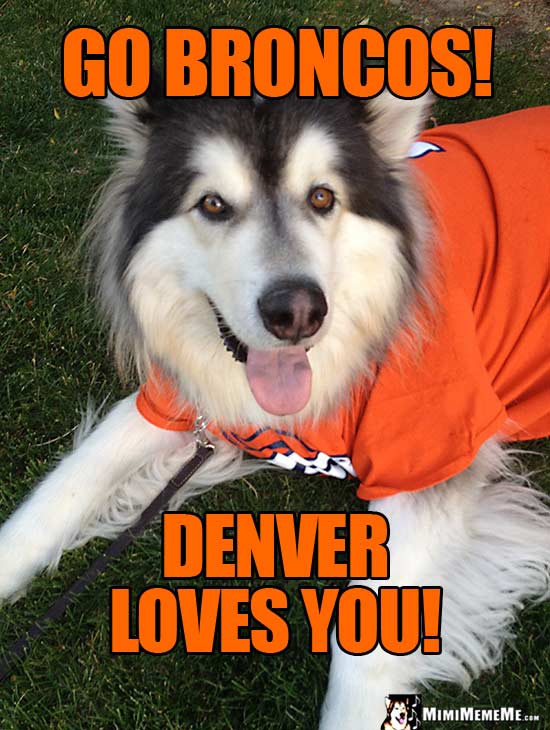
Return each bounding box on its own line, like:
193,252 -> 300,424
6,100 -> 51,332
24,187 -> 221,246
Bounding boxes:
380,694 -> 422,730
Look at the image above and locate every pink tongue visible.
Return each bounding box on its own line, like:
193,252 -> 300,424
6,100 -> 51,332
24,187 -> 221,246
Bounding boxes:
245,346 -> 311,416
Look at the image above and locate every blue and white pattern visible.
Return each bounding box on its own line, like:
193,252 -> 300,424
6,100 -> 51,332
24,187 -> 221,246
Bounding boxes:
266,450 -> 357,479
222,427 -> 357,479
408,140 -> 445,159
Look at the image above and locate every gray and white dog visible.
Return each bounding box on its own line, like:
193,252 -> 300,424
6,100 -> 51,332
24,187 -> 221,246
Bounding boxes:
1,86 -> 549,729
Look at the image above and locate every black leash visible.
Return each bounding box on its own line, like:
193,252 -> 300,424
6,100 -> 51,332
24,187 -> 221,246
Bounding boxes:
0,432 -> 215,682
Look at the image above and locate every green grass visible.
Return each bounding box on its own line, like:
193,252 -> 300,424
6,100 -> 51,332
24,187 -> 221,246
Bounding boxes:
1,1 -> 549,728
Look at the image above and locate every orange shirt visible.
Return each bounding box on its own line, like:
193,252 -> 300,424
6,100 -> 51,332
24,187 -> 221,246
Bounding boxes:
137,107 -> 550,500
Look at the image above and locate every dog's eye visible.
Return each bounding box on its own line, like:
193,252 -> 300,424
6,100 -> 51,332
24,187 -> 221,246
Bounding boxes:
309,187 -> 335,213
198,194 -> 233,221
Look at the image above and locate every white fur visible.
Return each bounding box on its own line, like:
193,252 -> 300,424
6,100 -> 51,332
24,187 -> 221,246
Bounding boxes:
284,125 -> 342,196
186,136 -> 255,207
368,93 -> 433,166
0,394 -> 262,601
101,95 -> 151,158
320,440 -> 550,729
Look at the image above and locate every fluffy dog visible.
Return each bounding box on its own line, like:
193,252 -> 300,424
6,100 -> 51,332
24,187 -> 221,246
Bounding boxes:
381,697 -> 411,730
0,89 -> 549,730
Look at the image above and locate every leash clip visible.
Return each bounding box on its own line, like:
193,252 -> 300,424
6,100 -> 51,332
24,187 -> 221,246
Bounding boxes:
193,413 -> 214,450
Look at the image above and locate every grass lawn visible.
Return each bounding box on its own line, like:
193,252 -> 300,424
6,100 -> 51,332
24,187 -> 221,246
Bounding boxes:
1,1 -> 549,728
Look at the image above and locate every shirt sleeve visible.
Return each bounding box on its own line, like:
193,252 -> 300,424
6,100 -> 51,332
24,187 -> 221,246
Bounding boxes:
353,287 -> 507,500
136,368 -> 197,431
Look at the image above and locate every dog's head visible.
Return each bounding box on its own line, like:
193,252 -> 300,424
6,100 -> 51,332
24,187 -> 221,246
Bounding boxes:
385,697 -> 411,728
91,84 -> 430,424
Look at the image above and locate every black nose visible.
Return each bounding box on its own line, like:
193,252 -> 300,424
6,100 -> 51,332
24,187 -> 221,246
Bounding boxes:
258,279 -> 328,342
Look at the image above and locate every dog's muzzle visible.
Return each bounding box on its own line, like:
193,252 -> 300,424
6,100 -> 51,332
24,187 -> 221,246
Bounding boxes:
257,279 -> 327,343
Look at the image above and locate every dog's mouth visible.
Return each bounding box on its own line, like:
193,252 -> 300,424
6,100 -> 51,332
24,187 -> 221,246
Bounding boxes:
212,303 -> 249,364
210,300 -> 312,417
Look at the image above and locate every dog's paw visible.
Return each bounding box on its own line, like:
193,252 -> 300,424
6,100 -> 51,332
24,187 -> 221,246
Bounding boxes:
319,667 -> 399,730
319,691 -> 377,730
0,583 -> 29,608
0,534 -> 47,604
320,701 -> 395,730
0,564 -> 35,605
0,579 -> 28,607
319,708 -> 376,730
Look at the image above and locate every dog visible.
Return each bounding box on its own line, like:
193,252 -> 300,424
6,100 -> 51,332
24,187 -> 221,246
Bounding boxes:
381,697 -> 411,730
0,87 -> 549,730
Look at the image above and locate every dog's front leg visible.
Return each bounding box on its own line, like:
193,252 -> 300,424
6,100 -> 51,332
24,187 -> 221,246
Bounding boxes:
0,393 -> 190,602
319,441 -> 550,730
319,489 -> 430,730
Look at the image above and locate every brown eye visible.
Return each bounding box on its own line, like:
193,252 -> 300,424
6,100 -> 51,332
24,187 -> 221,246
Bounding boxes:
309,187 -> 335,213
198,194 -> 233,220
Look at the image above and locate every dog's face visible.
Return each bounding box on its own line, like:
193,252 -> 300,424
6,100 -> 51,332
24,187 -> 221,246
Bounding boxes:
387,698 -> 410,728
93,89 -> 429,425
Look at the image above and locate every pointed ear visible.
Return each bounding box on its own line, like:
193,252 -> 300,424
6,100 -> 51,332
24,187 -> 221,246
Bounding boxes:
101,68 -> 164,156
385,697 -> 392,710
365,91 -> 433,165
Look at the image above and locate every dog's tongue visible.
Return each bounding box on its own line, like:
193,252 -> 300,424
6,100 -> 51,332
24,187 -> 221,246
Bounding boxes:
245,346 -> 311,415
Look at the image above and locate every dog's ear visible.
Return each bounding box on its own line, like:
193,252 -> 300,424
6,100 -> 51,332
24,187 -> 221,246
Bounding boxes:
385,697 -> 392,710
364,91 -> 433,165
101,68 -> 165,155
